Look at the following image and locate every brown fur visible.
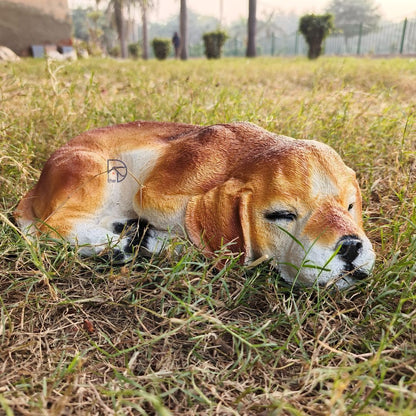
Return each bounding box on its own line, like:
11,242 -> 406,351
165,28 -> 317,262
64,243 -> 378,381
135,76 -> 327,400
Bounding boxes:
14,121 -> 374,289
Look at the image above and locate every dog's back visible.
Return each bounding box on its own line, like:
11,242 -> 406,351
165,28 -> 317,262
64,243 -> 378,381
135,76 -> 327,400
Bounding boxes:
14,121 -> 198,231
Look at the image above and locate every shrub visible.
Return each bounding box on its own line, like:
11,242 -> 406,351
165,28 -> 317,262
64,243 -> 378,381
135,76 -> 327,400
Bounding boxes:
128,42 -> 141,59
299,14 -> 334,59
151,38 -> 171,60
108,45 -> 120,58
202,30 -> 228,59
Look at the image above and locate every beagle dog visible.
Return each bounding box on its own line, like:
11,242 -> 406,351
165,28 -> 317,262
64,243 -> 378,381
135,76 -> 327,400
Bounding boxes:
15,121 -> 375,289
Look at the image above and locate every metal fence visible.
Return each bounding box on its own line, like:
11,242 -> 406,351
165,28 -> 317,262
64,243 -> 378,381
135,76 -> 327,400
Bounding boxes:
217,18 -> 416,57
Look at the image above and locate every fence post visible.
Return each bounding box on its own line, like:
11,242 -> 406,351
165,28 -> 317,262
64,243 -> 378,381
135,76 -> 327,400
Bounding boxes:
295,31 -> 299,55
399,18 -> 408,54
271,32 -> 275,56
357,23 -> 363,55
234,37 -> 238,56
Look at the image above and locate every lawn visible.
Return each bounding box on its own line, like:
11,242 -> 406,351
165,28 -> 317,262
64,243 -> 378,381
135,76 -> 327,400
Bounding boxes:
1,56 -> 415,415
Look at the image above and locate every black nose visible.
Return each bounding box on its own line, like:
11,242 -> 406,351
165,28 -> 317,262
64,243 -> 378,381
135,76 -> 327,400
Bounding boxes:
337,235 -> 362,263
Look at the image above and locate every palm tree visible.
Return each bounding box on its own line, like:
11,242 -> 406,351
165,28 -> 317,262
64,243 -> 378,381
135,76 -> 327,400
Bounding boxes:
180,0 -> 188,60
246,0 -> 256,57
138,0 -> 152,59
109,0 -> 154,59
113,0 -> 128,58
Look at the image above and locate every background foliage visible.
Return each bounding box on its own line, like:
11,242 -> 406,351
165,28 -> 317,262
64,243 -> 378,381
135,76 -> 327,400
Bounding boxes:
151,38 -> 171,60
299,14 -> 335,59
202,30 -> 228,59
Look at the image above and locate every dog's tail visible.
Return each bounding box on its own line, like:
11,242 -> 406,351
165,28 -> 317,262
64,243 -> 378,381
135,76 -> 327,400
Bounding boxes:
13,189 -> 37,231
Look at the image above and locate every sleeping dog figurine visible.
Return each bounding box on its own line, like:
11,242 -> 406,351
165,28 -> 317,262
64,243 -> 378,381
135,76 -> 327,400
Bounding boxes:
15,121 -> 375,289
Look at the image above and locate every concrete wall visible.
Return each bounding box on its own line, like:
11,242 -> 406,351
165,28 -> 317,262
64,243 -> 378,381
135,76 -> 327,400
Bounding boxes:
0,0 -> 72,56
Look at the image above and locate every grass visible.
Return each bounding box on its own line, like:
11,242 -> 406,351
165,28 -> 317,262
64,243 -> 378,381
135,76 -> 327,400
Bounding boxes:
1,56 -> 415,415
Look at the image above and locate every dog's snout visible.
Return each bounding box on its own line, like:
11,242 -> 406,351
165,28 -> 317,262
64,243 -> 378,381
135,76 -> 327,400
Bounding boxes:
337,235 -> 362,263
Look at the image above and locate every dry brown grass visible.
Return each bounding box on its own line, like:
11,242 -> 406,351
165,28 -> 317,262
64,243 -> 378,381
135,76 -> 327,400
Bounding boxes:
1,57 -> 415,415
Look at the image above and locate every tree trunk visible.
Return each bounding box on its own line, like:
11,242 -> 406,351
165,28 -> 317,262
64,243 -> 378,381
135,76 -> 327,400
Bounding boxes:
308,41 -> 322,59
141,3 -> 148,59
180,0 -> 188,60
114,0 -> 128,58
246,0 -> 256,57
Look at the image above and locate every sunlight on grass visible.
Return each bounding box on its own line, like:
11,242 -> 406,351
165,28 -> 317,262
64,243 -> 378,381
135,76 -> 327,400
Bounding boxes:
0,56 -> 415,414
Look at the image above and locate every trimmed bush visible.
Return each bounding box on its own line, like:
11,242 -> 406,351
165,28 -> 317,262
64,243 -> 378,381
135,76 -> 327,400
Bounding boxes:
151,38 -> 171,60
299,14 -> 334,59
202,30 -> 228,59
128,42 -> 141,59
108,45 -> 120,58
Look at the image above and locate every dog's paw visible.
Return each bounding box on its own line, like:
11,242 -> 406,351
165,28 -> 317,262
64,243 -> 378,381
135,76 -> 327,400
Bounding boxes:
98,247 -> 129,264
112,218 -> 152,256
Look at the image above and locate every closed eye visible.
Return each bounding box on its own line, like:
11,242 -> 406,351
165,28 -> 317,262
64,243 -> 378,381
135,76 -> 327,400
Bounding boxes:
264,210 -> 297,222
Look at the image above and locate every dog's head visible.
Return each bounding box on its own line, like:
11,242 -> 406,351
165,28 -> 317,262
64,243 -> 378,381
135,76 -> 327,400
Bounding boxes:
185,137 -> 375,290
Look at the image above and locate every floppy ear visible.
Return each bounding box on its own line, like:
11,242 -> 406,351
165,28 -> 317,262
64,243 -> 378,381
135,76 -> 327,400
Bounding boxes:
185,178 -> 253,263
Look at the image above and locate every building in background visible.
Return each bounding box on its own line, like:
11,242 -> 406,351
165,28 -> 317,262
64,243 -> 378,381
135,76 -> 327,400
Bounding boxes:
0,0 -> 72,56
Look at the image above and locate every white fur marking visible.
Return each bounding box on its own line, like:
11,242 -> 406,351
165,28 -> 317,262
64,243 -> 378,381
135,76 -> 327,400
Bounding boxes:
311,171 -> 338,198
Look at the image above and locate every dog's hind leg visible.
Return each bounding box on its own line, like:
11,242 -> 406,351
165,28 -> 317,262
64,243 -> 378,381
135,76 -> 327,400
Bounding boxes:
71,217 -> 172,262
